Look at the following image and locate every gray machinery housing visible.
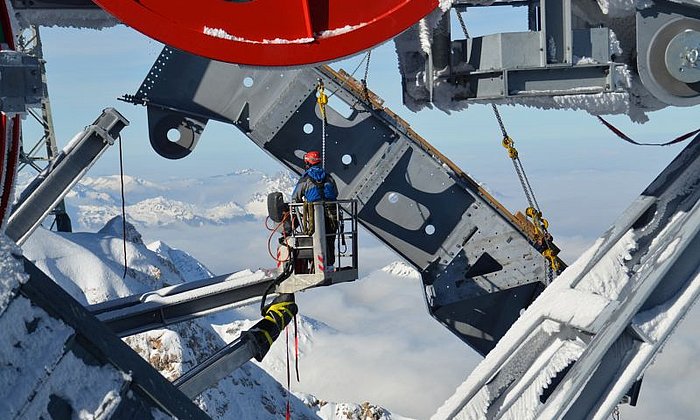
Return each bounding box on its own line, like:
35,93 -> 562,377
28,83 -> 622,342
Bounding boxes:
123,48 -> 556,356
397,0 -> 700,114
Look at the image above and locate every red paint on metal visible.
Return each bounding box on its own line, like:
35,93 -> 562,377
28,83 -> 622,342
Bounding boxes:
0,1 -> 21,230
0,115 -> 20,230
92,0 -> 437,66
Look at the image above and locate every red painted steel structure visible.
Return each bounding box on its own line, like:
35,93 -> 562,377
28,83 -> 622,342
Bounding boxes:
93,0 -> 438,66
0,2 -> 21,231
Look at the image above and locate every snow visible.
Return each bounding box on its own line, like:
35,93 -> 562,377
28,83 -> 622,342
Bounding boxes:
0,294 -> 73,417
203,26 -> 314,45
595,0 -> 637,17
576,230 -> 636,300
66,171 -> 294,230
0,235 -> 134,419
0,235 -> 27,314
13,9 -> 118,30
20,352 -> 127,419
317,23 -> 366,38
148,240 -> 214,282
22,222 -> 193,304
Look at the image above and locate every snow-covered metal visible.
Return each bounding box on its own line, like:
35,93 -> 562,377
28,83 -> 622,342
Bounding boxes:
5,108 -> 128,245
0,244 -> 208,419
89,270 -> 277,337
397,0 -> 700,120
434,135 -> 700,420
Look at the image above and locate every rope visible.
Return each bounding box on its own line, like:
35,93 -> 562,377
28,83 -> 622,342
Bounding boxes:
118,135 -> 128,279
492,105 -> 542,212
265,213 -> 293,263
456,9 -> 469,38
285,325 -> 292,420
316,80 -> 328,169
327,51 -> 371,100
293,314 -> 300,382
596,116 -> 699,146
360,50 -> 372,103
491,105 -> 559,279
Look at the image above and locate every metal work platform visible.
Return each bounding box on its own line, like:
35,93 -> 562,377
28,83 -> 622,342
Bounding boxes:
274,199 -> 359,294
122,47 -> 562,355
434,135 -> 700,420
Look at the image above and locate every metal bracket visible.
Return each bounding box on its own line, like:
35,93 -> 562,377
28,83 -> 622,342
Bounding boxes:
0,50 -> 43,113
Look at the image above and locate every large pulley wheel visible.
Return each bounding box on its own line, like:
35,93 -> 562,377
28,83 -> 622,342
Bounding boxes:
640,17 -> 700,106
93,0 -> 438,66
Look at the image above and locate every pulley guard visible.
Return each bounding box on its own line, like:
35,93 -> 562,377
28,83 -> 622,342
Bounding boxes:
93,0 -> 438,66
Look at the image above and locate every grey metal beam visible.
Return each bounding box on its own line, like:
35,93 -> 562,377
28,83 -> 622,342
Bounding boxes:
89,272 -> 276,337
10,0 -> 118,29
171,294 -> 297,399
174,337 -> 258,399
20,257 -> 209,419
6,108 -> 127,244
435,135 -> 700,419
122,47 -> 560,355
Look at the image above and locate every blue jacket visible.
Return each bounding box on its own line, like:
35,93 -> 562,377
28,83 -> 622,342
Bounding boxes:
292,166 -> 338,202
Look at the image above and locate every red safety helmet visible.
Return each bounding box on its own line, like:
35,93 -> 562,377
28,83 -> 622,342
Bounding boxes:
303,150 -> 322,166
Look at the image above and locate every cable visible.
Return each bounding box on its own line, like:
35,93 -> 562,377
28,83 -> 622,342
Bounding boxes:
491,105 -> 560,280
266,213 -> 293,263
327,51 -> 371,99
118,134 -> 128,279
596,116 -> 699,146
456,8 -> 469,38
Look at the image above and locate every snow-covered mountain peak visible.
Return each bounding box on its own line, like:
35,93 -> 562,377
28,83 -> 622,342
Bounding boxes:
98,215 -> 144,244
380,261 -> 420,279
147,240 -> 214,282
64,170 -> 297,230
81,174 -> 165,193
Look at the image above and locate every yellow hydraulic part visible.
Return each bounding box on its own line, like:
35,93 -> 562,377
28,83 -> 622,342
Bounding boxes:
316,80 -> 328,120
257,300 -> 297,347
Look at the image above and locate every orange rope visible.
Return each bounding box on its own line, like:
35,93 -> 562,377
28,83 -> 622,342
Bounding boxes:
265,212 -> 292,263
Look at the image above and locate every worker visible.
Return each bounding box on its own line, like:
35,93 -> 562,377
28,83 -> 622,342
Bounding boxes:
292,150 -> 339,268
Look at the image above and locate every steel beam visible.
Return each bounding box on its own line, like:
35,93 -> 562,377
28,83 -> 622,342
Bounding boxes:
434,135 -> 700,420
122,47 -> 560,355
88,272 -> 276,337
17,257 -> 208,419
6,108 -> 127,244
